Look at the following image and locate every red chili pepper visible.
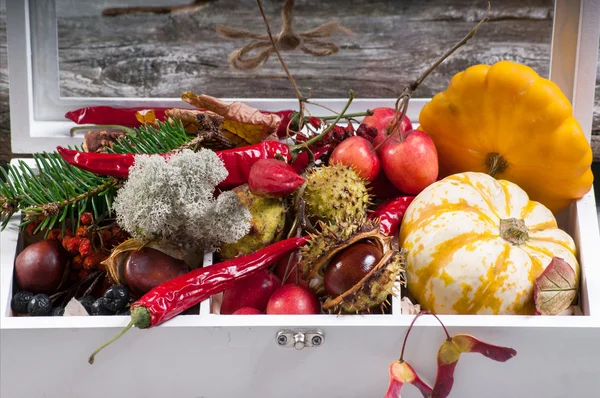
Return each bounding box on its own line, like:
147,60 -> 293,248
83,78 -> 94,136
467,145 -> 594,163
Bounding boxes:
248,159 -> 305,198
217,141 -> 292,190
272,110 -> 295,138
57,146 -> 138,179
290,145 -> 331,173
87,236 -> 309,364
57,141 -> 292,188
269,110 -> 322,138
65,106 -> 171,127
369,196 -> 415,236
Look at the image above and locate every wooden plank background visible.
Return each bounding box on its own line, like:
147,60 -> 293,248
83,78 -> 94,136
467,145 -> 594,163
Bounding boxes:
1,0 -> 599,164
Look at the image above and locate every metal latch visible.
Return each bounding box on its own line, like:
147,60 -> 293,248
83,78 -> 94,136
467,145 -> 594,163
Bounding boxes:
276,329 -> 325,350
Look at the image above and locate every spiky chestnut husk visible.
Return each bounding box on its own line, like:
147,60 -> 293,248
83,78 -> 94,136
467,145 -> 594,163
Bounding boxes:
300,215 -> 405,314
301,164 -> 371,225
323,250 -> 405,314
219,184 -> 286,260
301,216 -> 379,282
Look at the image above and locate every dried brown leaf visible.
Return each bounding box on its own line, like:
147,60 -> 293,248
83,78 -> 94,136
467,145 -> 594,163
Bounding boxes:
135,109 -> 158,125
64,297 -> 90,316
534,257 -> 578,315
400,296 -> 421,315
182,92 -> 280,144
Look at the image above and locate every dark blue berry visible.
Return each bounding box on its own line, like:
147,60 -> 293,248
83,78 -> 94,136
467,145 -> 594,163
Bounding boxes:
51,306 -> 65,316
27,294 -> 52,316
90,297 -> 114,316
78,295 -> 96,314
11,291 -> 34,314
103,285 -> 130,312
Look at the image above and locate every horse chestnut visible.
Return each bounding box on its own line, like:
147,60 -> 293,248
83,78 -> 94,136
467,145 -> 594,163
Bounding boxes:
323,242 -> 383,297
124,248 -> 188,297
14,240 -> 69,294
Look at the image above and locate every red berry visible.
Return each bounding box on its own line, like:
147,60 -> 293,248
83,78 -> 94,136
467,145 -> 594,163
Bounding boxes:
62,236 -> 82,254
78,239 -> 92,257
80,212 -> 93,225
76,226 -> 88,238
46,229 -> 62,241
72,255 -> 83,270
356,125 -> 378,143
83,254 -> 100,269
308,116 -> 322,129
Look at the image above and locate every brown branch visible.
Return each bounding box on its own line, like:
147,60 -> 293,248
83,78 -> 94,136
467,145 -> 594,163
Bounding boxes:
256,0 -> 305,129
23,178 -> 122,218
374,2 -> 490,151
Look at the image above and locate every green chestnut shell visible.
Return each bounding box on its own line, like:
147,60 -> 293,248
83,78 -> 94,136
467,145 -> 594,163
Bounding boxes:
301,164 -> 371,226
218,184 -> 286,260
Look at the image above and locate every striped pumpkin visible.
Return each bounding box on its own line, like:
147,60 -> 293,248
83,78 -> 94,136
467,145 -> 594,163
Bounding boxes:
399,172 -> 579,315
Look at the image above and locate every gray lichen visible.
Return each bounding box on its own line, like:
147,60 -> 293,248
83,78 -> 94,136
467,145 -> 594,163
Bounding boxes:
112,149 -> 251,251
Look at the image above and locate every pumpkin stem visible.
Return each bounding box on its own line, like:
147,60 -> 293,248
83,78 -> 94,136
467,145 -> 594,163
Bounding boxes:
486,152 -> 508,177
499,218 -> 529,245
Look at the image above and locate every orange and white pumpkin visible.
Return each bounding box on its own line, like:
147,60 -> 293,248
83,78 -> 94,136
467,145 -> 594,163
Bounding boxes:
399,172 -> 579,315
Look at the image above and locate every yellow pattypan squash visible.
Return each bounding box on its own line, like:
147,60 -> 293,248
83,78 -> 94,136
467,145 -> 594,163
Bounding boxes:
399,172 -> 579,315
418,60 -> 593,213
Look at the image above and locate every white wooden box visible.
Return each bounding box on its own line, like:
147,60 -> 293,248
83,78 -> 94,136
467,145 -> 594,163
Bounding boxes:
2,1 -> 600,397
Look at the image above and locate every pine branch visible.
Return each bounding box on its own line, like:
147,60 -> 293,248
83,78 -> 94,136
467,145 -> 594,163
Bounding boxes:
108,117 -> 233,155
0,152 -> 119,235
108,119 -> 194,155
0,119 -> 221,235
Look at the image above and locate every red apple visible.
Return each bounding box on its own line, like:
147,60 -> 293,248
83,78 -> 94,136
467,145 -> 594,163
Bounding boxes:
380,129 -> 438,195
274,253 -> 309,288
361,107 -> 413,153
266,284 -> 321,315
329,136 -> 381,181
220,269 -> 281,314
232,307 -> 262,315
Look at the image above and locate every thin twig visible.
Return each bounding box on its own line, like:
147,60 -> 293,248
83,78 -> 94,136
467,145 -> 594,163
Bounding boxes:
320,111 -> 372,120
23,178 -> 122,218
305,90 -> 355,147
399,310 -> 451,361
427,311 -> 451,340
304,100 -> 339,116
83,272 -> 105,297
375,3 -> 490,152
49,270 -> 104,304
256,0 -> 305,129
400,311 -> 428,361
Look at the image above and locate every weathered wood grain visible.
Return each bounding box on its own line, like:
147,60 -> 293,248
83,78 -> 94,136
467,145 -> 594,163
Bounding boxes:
55,0 -> 556,99
1,0 -> 599,165
0,1 -> 10,165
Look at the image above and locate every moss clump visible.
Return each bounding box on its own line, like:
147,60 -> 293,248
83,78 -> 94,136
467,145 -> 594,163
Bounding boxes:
112,149 -> 251,252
